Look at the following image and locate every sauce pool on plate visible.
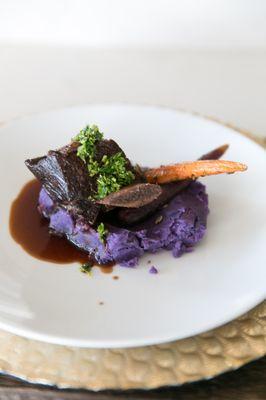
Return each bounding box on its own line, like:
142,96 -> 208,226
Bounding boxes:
9,179 -> 113,273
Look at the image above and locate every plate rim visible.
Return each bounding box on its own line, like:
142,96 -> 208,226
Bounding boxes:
0,294 -> 264,348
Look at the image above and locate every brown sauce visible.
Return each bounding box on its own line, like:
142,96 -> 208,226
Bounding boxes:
9,179 -> 113,273
98,265 -> 114,274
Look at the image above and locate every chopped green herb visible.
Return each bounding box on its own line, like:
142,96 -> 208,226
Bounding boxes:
95,152 -> 135,199
97,222 -> 108,243
87,158 -> 100,177
74,125 -> 135,199
80,262 -> 93,276
73,125 -> 103,163
96,175 -> 120,199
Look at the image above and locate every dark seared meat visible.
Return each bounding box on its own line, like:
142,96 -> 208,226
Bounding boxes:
61,199 -> 101,226
118,144 -> 229,225
94,139 -> 136,176
26,136 -> 229,227
98,183 -> 162,208
25,139 -> 139,226
118,181 -> 189,225
25,142 -> 92,203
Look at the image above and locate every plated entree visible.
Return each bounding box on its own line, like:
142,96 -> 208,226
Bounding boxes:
25,125 -> 247,268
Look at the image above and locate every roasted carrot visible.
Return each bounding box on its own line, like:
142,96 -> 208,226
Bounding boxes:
145,160 -> 247,184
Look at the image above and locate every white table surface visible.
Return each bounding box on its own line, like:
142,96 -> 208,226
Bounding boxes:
0,45 -> 265,139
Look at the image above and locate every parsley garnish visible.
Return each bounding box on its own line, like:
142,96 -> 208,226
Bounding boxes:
97,222 -> 108,243
74,125 -> 103,163
95,153 -> 135,199
80,262 -> 93,276
74,125 -> 135,199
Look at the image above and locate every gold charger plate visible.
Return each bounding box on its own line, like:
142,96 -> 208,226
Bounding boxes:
0,116 -> 265,390
0,301 -> 265,390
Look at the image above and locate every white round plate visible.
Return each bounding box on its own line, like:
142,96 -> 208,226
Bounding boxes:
0,104 -> 265,348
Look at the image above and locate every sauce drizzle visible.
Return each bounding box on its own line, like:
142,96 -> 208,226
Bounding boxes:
9,179 -> 113,273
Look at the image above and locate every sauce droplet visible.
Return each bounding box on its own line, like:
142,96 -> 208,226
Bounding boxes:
99,265 -> 114,274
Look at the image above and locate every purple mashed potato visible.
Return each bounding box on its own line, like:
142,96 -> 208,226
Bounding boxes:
38,182 -> 209,267
149,266 -> 158,274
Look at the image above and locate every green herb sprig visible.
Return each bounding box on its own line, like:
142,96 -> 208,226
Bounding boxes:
74,125 -> 135,199
80,262 -> 93,276
95,153 -> 135,199
74,125 -> 103,163
97,223 -> 108,243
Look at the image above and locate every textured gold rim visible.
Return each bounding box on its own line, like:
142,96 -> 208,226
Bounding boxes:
0,301 -> 264,390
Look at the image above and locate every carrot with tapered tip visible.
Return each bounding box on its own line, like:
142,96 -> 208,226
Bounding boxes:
118,143 -> 233,224
145,160 -> 247,184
